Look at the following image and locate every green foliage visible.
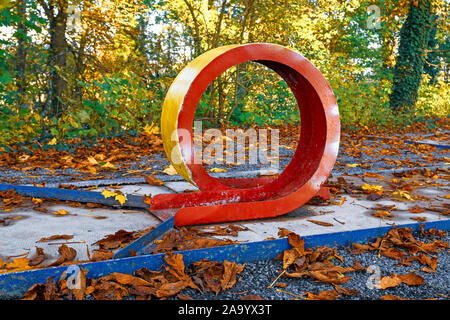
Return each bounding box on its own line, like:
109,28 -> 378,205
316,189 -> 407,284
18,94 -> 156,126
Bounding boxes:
389,0 -> 434,111
0,0 -> 448,146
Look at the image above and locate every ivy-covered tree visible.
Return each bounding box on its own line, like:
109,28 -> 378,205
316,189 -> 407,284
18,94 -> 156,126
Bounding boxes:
423,14 -> 440,84
389,0 -> 435,112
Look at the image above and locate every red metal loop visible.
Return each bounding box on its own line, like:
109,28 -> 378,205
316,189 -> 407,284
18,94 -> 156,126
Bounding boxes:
155,43 -> 340,226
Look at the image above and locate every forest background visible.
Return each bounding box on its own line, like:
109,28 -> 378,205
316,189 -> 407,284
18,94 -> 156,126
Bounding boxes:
0,0 -> 448,146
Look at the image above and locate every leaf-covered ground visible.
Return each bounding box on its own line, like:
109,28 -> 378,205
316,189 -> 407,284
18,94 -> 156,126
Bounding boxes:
0,122 -> 448,300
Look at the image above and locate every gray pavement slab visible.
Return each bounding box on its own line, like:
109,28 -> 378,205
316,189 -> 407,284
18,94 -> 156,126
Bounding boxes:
0,169 -> 448,267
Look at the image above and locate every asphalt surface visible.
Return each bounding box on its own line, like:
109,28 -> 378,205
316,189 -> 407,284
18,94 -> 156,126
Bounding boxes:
170,231 -> 449,300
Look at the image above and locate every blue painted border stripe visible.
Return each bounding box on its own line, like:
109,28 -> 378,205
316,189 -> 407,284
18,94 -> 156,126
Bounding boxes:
1,219 -> 448,298
0,184 -> 150,209
113,217 -> 175,259
404,140 -> 449,149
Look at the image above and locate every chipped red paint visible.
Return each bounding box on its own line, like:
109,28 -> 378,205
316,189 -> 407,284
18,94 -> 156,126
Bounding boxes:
155,43 -> 340,226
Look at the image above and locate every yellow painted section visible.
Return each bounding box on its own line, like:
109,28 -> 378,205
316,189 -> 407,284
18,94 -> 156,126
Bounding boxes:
161,44 -> 241,184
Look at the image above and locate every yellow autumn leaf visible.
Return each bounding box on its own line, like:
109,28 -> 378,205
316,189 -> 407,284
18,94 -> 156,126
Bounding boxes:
143,123 -> 160,135
87,157 -> 98,165
1,258 -> 32,274
18,154 -> 30,162
162,165 -> 177,175
209,167 -> 227,173
114,194 -> 127,205
444,195 -> 450,199
101,189 -> 127,205
361,183 -> 384,192
345,163 -> 359,168
47,137 -> 57,145
392,191 -> 414,201
102,162 -> 118,169
101,189 -> 117,199
53,209 -> 69,216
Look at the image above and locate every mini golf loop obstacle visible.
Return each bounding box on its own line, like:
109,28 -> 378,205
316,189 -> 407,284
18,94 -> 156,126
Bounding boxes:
153,43 -> 340,226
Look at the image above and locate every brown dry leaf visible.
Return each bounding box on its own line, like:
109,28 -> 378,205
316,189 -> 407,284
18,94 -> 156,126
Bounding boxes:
240,294 -> 265,300
89,278 -> 129,300
37,234 -> 74,242
164,253 -> 189,282
380,247 -> 407,261
90,250 -> 114,262
155,281 -> 187,298
381,294 -> 407,300
350,242 -> 374,254
93,229 -> 137,250
307,219 -> 334,227
220,260 -> 245,291
371,210 -> 392,220
49,244 -> 77,267
29,247 -> 47,266
277,228 -> 294,238
304,290 -> 340,300
416,253 -> 438,271
177,293 -> 194,300
282,248 -> 299,269
378,274 -> 402,289
22,277 -> 59,300
109,272 -> 152,287
408,205 -> 425,213
378,272 -> 424,289
410,217 -> 427,222
333,285 -> 359,297
144,175 -> 164,186
397,272 -> 425,286
308,270 -> 352,285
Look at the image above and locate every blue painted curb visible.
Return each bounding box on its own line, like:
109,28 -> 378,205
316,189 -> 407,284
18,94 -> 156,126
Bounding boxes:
1,219 -> 448,299
404,140 -> 449,149
113,217 -> 174,259
0,184 -> 150,209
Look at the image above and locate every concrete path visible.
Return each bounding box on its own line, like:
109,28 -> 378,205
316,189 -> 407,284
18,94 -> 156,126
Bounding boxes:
0,168 -> 448,265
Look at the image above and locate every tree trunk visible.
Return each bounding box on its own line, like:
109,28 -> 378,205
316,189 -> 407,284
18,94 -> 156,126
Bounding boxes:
48,1 -> 68,117
389,0 -> 434,112
15,0 -> 27,108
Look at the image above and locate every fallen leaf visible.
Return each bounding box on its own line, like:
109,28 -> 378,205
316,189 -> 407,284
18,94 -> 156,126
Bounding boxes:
37,235 -> 74,242
49,244 -> 77,267
361,183 -> 384,193
381,294 -> 406,300
220,260 -> 245,290
162,165 -> 177,175
304,290 -> 340,300
240,294 -> 265,300
408,205 -> 425,213
209,167 -> 227,173
392,190 -> 415,201
101,189 -> 127,205
307,219 -> 334,227
102,162 -> 119,170
47,138 -> 57,146
28,247 -> 47,266
144,175 -> 164,186
53,209 -> 70,216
